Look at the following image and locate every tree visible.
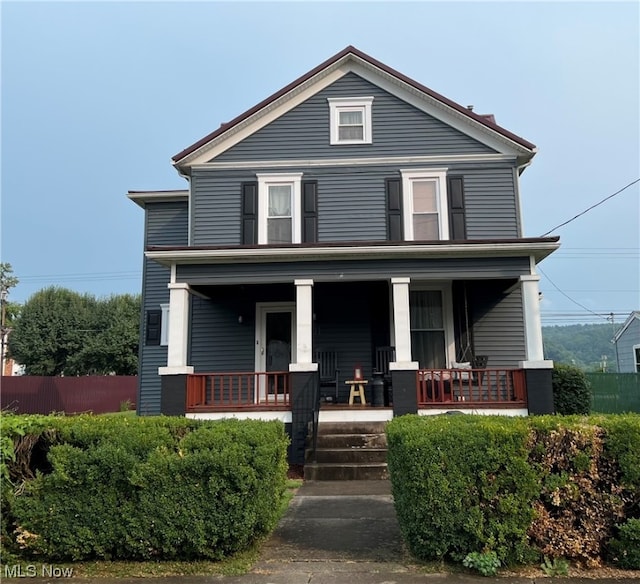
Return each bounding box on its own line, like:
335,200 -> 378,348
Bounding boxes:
8,287 -> 140,376
71,294 -> 140,375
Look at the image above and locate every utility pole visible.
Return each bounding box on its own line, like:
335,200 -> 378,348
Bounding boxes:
0,263 -> 19,377
1,288 -> 7,376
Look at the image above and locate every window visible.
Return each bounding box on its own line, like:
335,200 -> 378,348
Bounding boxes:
409,287 -> 454,369
257,173 -> 302,244
634,345 -> 640,373
328,97 -> 374,145
401,169 -> 449,241
160,303 -> 170,346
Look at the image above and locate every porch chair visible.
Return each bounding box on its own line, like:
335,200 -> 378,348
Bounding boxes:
315,349 -> 340,403
375,346 -> 395,405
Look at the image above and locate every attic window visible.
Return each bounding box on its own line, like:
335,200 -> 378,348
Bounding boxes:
328,97 -> 373,145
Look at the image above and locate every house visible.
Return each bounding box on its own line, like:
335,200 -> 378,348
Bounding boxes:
128,46 -> 558,463
613,311 -> 640,372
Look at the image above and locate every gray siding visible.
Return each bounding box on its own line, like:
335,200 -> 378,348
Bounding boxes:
178,256 -> 531,286
191,161 -> 520,246
138,202 -> 189,415
214,73 -> 495,161
616,317 -> 640,372
189,295 -> 254,372
470,281 -> 527,367
463,167 -> 519,239
189,284 -> 294,373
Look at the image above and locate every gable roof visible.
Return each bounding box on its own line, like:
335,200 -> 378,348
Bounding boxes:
172,46 -> 536,169
613,311 -> 640,343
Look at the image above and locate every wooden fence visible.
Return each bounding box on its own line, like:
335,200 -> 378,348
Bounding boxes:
0,376 -> 137,415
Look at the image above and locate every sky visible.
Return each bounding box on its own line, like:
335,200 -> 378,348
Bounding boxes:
1,1 -> 639,329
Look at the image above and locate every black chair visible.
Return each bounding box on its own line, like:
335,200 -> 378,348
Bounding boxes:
315,349 -> 339,402
375,346 -> 395,404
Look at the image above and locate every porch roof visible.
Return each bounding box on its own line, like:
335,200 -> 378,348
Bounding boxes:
146,237 -> 560,267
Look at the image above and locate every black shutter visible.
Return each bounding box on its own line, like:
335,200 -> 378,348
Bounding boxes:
241,182 -> 258,245
302,181 -> 318,243
447,176 -> 467,240
385,178 -> 403,241
145,310 -> 162,346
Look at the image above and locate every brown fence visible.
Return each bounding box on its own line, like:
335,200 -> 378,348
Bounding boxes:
0,376 -> 137,415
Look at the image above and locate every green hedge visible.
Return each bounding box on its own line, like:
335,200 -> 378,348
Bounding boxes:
1,414 -> 288,561
387,415 -> 539,565
387,414 -> 640,569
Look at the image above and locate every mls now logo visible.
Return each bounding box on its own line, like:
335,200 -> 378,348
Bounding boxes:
4,564 -> 74,578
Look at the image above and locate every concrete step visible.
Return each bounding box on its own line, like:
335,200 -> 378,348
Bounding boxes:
304,462 -> 389,481
305,447 -> 388,464
313,421 -> 388,435
308,432 -> 388,449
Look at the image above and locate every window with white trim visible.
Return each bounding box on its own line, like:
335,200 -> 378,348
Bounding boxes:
328,97 -> 374,145
401,169 -> 449,241
634,345 -> 640,373
160,303 -> 170,346
257,173 -> 302,244
409,286 -> 454,369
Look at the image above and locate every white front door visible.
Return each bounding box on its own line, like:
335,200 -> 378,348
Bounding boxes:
255,303 -> 296,402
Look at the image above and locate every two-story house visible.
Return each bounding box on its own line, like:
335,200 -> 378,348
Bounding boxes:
129,46 -> 558,463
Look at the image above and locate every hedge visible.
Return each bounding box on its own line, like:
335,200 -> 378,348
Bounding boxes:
1,414 -> 289,561
386,413 -> 640,569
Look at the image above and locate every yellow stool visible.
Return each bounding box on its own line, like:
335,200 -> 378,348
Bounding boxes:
346,380 -> 368,405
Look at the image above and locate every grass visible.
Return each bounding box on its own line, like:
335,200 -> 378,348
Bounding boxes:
2,478 -> 305,578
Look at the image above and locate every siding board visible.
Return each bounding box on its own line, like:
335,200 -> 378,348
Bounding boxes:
138,202 -> 188,414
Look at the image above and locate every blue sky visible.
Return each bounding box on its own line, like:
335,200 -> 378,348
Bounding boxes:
2,1 -> 638,327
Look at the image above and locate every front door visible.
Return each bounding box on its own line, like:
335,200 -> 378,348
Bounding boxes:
256,303 -> 295,401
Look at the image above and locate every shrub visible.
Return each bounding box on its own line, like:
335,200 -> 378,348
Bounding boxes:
527,417 -> 625,568
608,519 -> 640,569
463,551 -> 501,576
7,416 -> 288,561
552,364 -> 591,415
387,414 -> 640,570
387,415 -> 539,566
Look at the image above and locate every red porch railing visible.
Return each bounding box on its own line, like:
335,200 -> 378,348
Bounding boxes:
186,371 -> 290,412
417,368 -> 527,407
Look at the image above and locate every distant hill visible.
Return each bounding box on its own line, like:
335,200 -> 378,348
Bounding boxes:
542,323 -> 620,371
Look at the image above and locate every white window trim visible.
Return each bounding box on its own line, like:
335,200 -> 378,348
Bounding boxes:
400,168 -> 449,241
256,173 -> 303,244
328,97 -> 374,145
409,283 -> 456,367
160,303 -> 170,346
634,344 -> 640,373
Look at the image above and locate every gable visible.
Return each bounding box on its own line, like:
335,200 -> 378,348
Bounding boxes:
614,311 -> 640,343
174,47 -> 535,170
213,73 -> 496,163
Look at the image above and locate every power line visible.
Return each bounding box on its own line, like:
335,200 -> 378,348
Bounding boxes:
540,178 -> 640,237
538,266 -> 609,322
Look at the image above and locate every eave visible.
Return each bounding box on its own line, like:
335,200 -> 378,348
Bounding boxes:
127,190 -> 189,209
145,238 -> 560,267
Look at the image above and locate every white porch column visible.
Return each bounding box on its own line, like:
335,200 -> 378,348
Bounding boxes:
290,279 -> 317,372
390,277 -> 419,370
159,282 -> 194,375
520,274 -> 552,367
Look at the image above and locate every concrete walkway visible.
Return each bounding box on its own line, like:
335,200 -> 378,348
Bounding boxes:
231,480 -> 638,583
